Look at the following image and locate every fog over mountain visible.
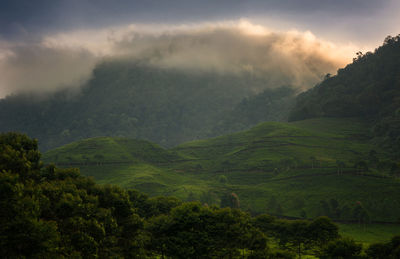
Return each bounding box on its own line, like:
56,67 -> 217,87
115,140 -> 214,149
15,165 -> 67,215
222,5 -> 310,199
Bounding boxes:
0,1 -> 399,150
1,0 -> 399,98
0,21 -> 355,98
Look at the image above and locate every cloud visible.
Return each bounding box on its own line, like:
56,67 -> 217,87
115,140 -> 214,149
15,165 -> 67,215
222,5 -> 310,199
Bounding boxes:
0,42 -> 97,97
0,20 -> 358,98
109,20 -> 354,90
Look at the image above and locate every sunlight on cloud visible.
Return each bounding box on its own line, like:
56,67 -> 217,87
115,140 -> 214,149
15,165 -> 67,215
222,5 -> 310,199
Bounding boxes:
0,20 -> 360,98
108,20 -> 356,89
238,19 -> 270,36
0,43 -> 97,97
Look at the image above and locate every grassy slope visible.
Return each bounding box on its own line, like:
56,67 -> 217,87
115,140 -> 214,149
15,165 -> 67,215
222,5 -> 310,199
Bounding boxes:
171,118 -> 400,218
338,223 -> 400,246
44,137 -> 181,164
43,118 -> 400,243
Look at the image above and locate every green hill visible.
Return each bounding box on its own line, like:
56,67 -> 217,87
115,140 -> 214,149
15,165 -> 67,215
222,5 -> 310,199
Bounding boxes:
44,137 -> 181,165
173,117 -> 374,171
43,118 -> 400,224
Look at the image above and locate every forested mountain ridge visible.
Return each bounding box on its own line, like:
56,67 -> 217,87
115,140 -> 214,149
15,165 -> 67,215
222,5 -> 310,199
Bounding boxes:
0,60 -> 295,151
3,35 -> 400,153
289,35 -> 400,153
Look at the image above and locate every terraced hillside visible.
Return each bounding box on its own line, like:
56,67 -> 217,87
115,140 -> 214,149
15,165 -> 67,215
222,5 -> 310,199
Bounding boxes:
43,118 -> 400,226
173,118 -> 375,171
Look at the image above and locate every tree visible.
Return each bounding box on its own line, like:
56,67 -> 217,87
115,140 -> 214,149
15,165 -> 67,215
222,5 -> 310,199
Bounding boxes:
0,172 -> 60,258
320,238 -> 362,259
253,214 -> 276,236
308,217 -> 339,250
218,174 -> 228,184
221,192 -> 240,209
352,202 -> 370,228
310,156 -> 317,169
200,190 -> 218,206
329,198 -> 341,219
390,163 -> 400,177
354,160 -> 368,174
146,203 -> 259,258
146,214 -> 171,258
366,242 -> 391,259
186,191 -> 196,202
247,228 -> 269,258
366,235 -> 400,259
285,220 -> 310,258
273,219 -> 310,258
319,200 -> 331,217
0,132 -> 42,181
336,160 -> 346,175
273,217 -> 339,258
300,210 -> 307,219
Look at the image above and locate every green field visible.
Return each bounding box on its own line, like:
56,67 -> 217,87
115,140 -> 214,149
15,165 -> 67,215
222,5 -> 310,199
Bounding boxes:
43,118 -> 400,243
338,223 -> 400,246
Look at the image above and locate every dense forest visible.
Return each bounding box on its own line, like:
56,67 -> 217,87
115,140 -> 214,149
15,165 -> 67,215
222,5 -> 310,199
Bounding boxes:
1,132 -> 400,258
289,35 -> 400,154
0,62 -> 295,151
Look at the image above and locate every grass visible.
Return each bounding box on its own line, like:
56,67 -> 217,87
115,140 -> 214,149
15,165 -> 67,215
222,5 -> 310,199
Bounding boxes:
338,223 -> 400,246
44,137 -> 180,164
43,117 -> 400,243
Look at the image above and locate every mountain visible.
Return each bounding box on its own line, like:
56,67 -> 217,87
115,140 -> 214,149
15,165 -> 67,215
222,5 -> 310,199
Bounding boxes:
289,35 -> 400,153
43,118 -> 400,222
212,86 -> 296,135
0,61 -> 296,151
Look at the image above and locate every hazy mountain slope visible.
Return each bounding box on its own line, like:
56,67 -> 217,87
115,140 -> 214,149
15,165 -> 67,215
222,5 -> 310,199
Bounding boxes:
43,118 -> 400,222
0,61 -> 295,151
289,35 -> 400,152
212,86 -> 296,135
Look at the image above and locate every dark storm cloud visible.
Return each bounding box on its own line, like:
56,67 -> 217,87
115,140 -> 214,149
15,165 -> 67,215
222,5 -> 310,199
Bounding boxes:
0,0 -> 387,38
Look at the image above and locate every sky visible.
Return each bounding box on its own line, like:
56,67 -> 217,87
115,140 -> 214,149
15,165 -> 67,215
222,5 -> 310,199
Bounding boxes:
0,0 -> 399,98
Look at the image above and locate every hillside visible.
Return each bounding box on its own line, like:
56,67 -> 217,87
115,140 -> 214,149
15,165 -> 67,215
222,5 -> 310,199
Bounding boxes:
43,118 -> 400,224
10,132 -> 400,258
289,35 -> 400,153
0,61 -> 295,151
44,137 -> 182,165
